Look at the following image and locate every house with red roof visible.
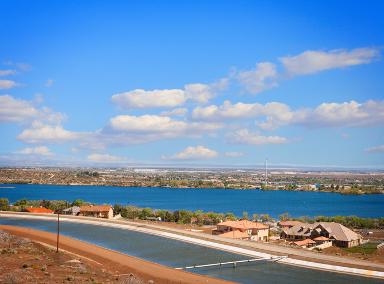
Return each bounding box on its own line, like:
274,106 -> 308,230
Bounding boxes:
25,207 -> 54,214
213,219 -> 269,241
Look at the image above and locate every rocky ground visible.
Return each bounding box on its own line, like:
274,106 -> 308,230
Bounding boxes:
0,230 -> 145,284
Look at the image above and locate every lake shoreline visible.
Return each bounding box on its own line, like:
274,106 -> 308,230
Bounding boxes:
0,181 -> 381,195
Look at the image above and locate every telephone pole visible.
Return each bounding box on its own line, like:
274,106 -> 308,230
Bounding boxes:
265,158 -> 268,187
56,212 -> 60,253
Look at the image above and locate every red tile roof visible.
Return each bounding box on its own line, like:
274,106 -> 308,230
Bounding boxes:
25,207 -> 54,214
80,205 -> 112,213
218,220 -> 268,230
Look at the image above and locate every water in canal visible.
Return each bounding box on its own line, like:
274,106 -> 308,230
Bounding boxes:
0,217 -> 381,284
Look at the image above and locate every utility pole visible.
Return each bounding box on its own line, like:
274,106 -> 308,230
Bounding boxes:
56,212 -> 60,253
265,158 -> 268,187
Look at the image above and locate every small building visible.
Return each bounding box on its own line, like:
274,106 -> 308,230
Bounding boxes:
62,206 -> 80,215
79,205 -> 113,219
213,219 -> 269,241
25,207 -> 54,214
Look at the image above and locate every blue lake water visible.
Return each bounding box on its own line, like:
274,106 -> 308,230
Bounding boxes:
0,217 -> 382,284
1,184 -> 384,218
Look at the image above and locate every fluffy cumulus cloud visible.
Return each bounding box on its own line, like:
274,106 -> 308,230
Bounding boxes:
236,62 -> 278,94
365,145 -> 384,153
109,115 -> 222,137
0,95 -> 65,124
0,95 -> 39,122
112,79 -> 228,109
112,89 -> 186,109
193,100 -> 384,130
87,153 -> 126,162
164,145 -> 218,160
0,80 -> 17,89
17,122 -> 81,144
280,47 -> 380,76
228,129 -> 288,145
16,146 -> 53,156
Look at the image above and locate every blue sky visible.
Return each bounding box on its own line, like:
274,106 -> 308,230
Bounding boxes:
0,0 -> 383,168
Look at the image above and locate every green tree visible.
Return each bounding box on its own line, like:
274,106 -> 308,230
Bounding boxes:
242,211 -> 249,220
279,212 -> 290,221
225,212 -> 237,221
72,199 -> 85,206
0,198 -> 9,211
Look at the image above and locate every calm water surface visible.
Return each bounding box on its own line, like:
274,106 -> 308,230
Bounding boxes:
1,184 -> 384,217
0,217 -> 382,284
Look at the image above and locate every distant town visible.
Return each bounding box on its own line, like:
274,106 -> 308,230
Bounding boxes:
0,167 -> 383,194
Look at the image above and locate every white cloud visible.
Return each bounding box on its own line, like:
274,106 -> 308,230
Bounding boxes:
17,122 -> 81,144
0,70 -> 16,76
228,129 -> 288,145
0,80 -> 17,89
297,100 -> 384,128
0,95 -> 39,122
192,100 -> 294,126
224,151 -> 244,157
365,145 -> 384,153
193,100 -> 384,130
104,114 -> 222,144
185,79 -> 228,104
160,108 -> 188,117
112,89 -> 186,109
45,79 -> 54,87
0,95 -> 65,124
112,79 -> 228,109
87,153 -> 126,162
280,47 -> 380,76
236,62 -> 278,94
16,146 -> 53,156
164,145 -> 218,160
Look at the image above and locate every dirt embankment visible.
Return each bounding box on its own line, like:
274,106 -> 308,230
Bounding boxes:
0,225 -> 233,284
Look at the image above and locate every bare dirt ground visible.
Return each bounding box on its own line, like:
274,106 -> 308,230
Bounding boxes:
0,230 -> 144,284
0,225 -> 232,284
322,245 -> 384,264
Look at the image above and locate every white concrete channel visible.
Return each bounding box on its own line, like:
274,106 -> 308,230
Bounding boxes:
1,212 -> 384,280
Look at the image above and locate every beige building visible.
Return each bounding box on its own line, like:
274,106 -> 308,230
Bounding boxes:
213,220 -> 269,241
281,222 -> 362,248
79,205 -> 113,219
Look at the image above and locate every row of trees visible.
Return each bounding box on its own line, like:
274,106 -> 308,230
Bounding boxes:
113,204 -> 234,225
0,198 -> 88,212
1,197 -> 383,229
